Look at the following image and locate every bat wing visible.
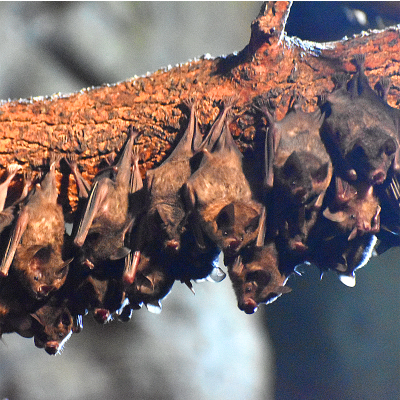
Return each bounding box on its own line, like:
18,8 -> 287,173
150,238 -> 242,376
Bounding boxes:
74,180 -> 109,247
0,208 -> 29,277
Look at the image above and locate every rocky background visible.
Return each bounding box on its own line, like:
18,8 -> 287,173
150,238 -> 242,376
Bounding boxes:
0,2 -> 399,400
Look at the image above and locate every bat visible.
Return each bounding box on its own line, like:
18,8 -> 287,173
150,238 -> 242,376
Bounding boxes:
30,294 -> 78,355
184,97 -> 266,258
145,97 -> 202,252
258,95 -> 332,251
308,229 -> 377,287
227,241 -> 291,314
124,247 -> 175,313
320,54 -> 398,184
322,175 -> 380,241
0,157 -> 72,299
73,126 -> 139,269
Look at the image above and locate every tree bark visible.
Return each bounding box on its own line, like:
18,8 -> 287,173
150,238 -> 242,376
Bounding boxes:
0,1 -> 399,208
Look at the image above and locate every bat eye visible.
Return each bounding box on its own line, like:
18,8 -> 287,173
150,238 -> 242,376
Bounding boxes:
245,286 -> 252,293
350,214 -> 356,220
223,231 -> 229,237
34,276 -> 40,281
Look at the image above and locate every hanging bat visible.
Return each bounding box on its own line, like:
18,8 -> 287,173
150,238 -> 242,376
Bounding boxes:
308,229 -> 377,287
73,272 -> 127,324
184,97 -> 266,258
258,95 -> 332,251
320,54 -> 398,184
124,247 -> 175,313
0,157 -> 72,299
227,241 -> 291,314
73,126 -> 139,269
322,175 -> 380,241
145,97 -> 202,252
30,294 -> 79,355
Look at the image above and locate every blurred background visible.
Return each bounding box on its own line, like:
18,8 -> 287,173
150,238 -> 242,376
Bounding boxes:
0,2 -> 400,400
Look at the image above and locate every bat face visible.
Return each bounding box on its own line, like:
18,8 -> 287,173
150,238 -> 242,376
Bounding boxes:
310,231 -> 377,287
228,243 -> 290,314
32,301 -> 74,355
125,251 -> 174,310
323,177 -> 380,240
211,202 -> 263,256
275,151 -> 331,205
16,249 -> 70,300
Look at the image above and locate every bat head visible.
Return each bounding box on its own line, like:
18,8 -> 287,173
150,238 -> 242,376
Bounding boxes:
125,253 -> 174,308
31,300 -> 74,355
228,244 -> 290,314
154,204 -> 187,252
17,246 -> 71,300
323,180 -> 381,240
214,202 -> 263,256
275,151 -> 331,205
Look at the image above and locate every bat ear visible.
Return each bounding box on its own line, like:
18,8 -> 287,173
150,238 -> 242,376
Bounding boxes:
283,151 -> 302,177
230,256 -> 243,275
347,226 -> 358,241
216,203 -> 235,230
259,284 -> 291,304
256,207 -> 267,247
109,246 -> 131,261
323,207 -> 347,223
312,162 -> 330,183
30,313 -> 44,327
155,204 -> 174,226
264,125 -> 277,188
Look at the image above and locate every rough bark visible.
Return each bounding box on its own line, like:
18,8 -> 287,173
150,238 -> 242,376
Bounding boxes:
0,1 -> 399,209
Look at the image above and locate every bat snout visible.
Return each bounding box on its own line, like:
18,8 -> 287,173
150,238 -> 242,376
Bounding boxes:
370,170 -> 386,185
93,308 -> 110,324
239,298 -> 258,314
38,285 -> 54,296
44,341 -> 59,355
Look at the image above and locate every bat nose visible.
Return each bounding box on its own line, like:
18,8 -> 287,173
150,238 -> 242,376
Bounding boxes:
227,239 -> 242,252
44,341 -> 59,355
39,285 -> 54,296
165,239 -> 180,252
371,170 -> 386,184
239,298 -> 258,314
93,308 -> 110,324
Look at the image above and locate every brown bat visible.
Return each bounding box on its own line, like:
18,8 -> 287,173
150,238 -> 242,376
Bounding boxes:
145,97 -> 202,252
30,294 -> 80,355
321,54 -> 398,184
308,230 -> 377,287
73,126 -> 139,269
0,158 -> 72,299
258,95 -> 332,251
323,175 -> 380,241
124,248 -> 175,313
73,273 -> 127,324
185,97 -> 266,258
228,242 -> 291,314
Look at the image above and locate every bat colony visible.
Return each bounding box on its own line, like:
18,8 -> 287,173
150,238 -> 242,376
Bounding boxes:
1,54 -> 400,355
